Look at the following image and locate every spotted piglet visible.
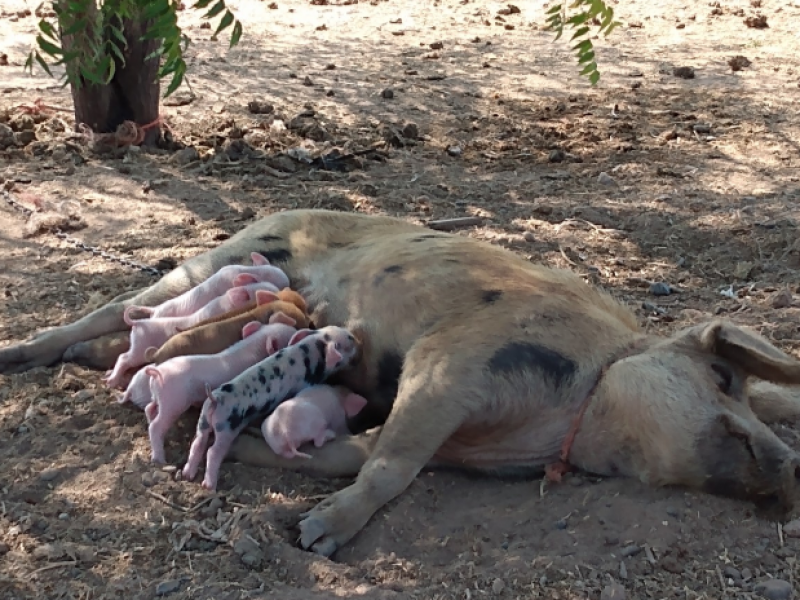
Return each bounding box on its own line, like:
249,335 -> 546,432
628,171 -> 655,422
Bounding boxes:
261,384 -> 368,459
143,320 -> 297,464
182,326 -> 361,491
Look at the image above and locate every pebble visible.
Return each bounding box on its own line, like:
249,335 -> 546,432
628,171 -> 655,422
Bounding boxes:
754,579 -> 793,600
597,172 -> 616,186
40,469 -> 60,482
381,88 -> 395,99
619,561 -> 628,580
171,146 -> 199,165
446,145 -> 462,157
665,507 -> 680,518
155,579 -> 183,596
58,513 -> 69,520
0,542 -> 9,555
723,566 -> 742,580
742,568 -> 753,581
621,545 -> 641,558
548,149 -> 566,163
601,583 -> 626,600
649,282 -> 672,296
555,519 -> 568,530
673,66 -> 695,79
523,232 -> 535,242
492,578 -> 505,594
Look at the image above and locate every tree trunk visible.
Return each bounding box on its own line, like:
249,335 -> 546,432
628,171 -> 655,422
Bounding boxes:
61,12 -> 162,146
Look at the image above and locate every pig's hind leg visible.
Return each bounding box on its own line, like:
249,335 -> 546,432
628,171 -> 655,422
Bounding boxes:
182,399 -> 216,482
201,428 -> 243,491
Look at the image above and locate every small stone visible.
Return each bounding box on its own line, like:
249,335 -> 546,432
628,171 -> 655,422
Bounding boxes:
156,579 -> 183,596
597,172 -> 616,186
429,41 -> 444,50
446,145 -> 462,157
621,545 -> 641,558
548,149 -> 566,163
673,66 -> 695,79
241,552 -> 262,568
141,472 -> 155,488
666,507 -> 680,518
381,88 -> 394,99
555,519 -> 568,530
729,55 -> 752,71
754,579 -> 793,600
326,90 -> 335,97
0,542 -> 9,555
492,578 -> 505,594
723,566 -> 742,580
524,232 -> 535,242
401,122 -> 419,140
744,15 -> 768,29
734,261 -> 755,280
247,100 -> 274,115
240,207 -> 256,220
649,282 -> 672,296
15,130 -> 36,146
58,513 -> 69,520
325,63 -> 336,70
619,561 -> 628,579
171,146 -> 199,165
40,469 -> 60,482
303,76 -> 314,86
742,568 -> 753,581
770,289 -> 793,309
601,583 -> 626,600
693,123 -> 712,134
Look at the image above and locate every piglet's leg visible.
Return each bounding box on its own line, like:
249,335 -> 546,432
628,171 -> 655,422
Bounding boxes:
147,400 -> 182,464
104,351 -> 136,389
201,429 -> 240,491
182,400 -> 215,482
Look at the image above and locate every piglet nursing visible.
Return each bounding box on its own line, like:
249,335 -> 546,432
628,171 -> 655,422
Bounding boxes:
261,384 -> 368,459
151,252 -> 290,318
104,283 -> 267,389
182,325 -> 362,491
143,321 -> 296,464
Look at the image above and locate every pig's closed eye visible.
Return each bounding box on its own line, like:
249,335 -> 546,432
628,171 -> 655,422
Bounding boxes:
711,363 -> 734,395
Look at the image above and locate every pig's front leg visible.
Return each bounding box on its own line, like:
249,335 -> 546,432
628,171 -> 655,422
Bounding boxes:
201,427 -> 243,491
182,399 -> 216,482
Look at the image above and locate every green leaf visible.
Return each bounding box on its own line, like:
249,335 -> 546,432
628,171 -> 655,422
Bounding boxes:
578,50 -> 595,64
566,12 -> 590,26
570,25 -> 590,40
193,0 -> 214,8
230,19 -> 242,47
37,36 -> 64,57
79,64 -> 104,85
579,61 -> 597,76
38,19 -> 58,40
163,59 -> 186,97
61,19 -> 88,36
214,9 -> 234,36
546,4 -> 563,14
35,51 -> 55,77
204,0 -> 226,20
589,70 -> 600,85
572,39 -> 592,52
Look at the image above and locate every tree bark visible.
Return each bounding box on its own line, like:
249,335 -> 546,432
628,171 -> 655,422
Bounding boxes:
60,11 -> 162,146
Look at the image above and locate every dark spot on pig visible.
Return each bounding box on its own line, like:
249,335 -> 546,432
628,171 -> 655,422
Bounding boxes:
303,356 -> 311,373
215,422 -> 226,433
289,358 -> 296,366
373,264 -> 404,287
488,342 -> 577,389
481,289 -> 503,304
258,374 -> 266,385
323,333 -> 331,342
273,366 -> 281,377
221,383 -> 234,393
274,351 -> 284,360
301,344 -> 310,355
260,248 -> 293,264
199,416 -> 210,432
377,351 -> 403,402
410,234 -> 440,243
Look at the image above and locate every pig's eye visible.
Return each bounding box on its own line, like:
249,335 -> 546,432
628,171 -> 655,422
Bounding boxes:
711,363 -> 734,396
335,342 -> 341,351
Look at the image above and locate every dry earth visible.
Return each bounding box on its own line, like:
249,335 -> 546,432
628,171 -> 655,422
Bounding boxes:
2,0 -> 800,598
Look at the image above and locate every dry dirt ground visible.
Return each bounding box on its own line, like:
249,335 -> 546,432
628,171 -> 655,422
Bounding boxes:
2,0 -> 800,598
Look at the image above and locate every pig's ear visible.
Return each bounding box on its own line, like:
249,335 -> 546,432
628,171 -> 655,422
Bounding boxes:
342,393 -> 368,417
233,273 -> 259,287
325,345 -> 343,370
288,329 -> 314,346
242,321 -> 262,339
143,347 -> 158,362
251,252 -> 270,266
255,290 -> 280,305
269,311 -> 296,326
227,286 -> 252,305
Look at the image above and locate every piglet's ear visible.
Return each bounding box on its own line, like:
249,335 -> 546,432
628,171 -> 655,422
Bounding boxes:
325,345 -> 343,370
144,347 -> 158,362
251,252 -> 270,266
241,321 -> 262,339
341,393 -> 368,417
255,290 -> 280,305
269,311 -> 296,326
289,329 -> 314,346
233,273 -> 258,287
124,305 -> 153,325
227,286 -> 252,305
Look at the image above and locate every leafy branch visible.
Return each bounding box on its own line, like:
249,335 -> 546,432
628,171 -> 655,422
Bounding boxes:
24,0 -> 243,98
545,0 -> 621,85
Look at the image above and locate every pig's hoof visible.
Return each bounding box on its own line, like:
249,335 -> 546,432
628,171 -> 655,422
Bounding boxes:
201,479 -> 216,491
181,466 -> 195,481
297,487 -> 372,557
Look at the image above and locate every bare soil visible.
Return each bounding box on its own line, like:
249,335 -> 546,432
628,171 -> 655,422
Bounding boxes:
2,0 -> 800,598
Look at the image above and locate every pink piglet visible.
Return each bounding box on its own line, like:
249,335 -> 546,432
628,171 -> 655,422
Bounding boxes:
150,253 -> 290,319
104,283 -> 263,389
261,384 -> 368,459
144,317 -> 297,464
